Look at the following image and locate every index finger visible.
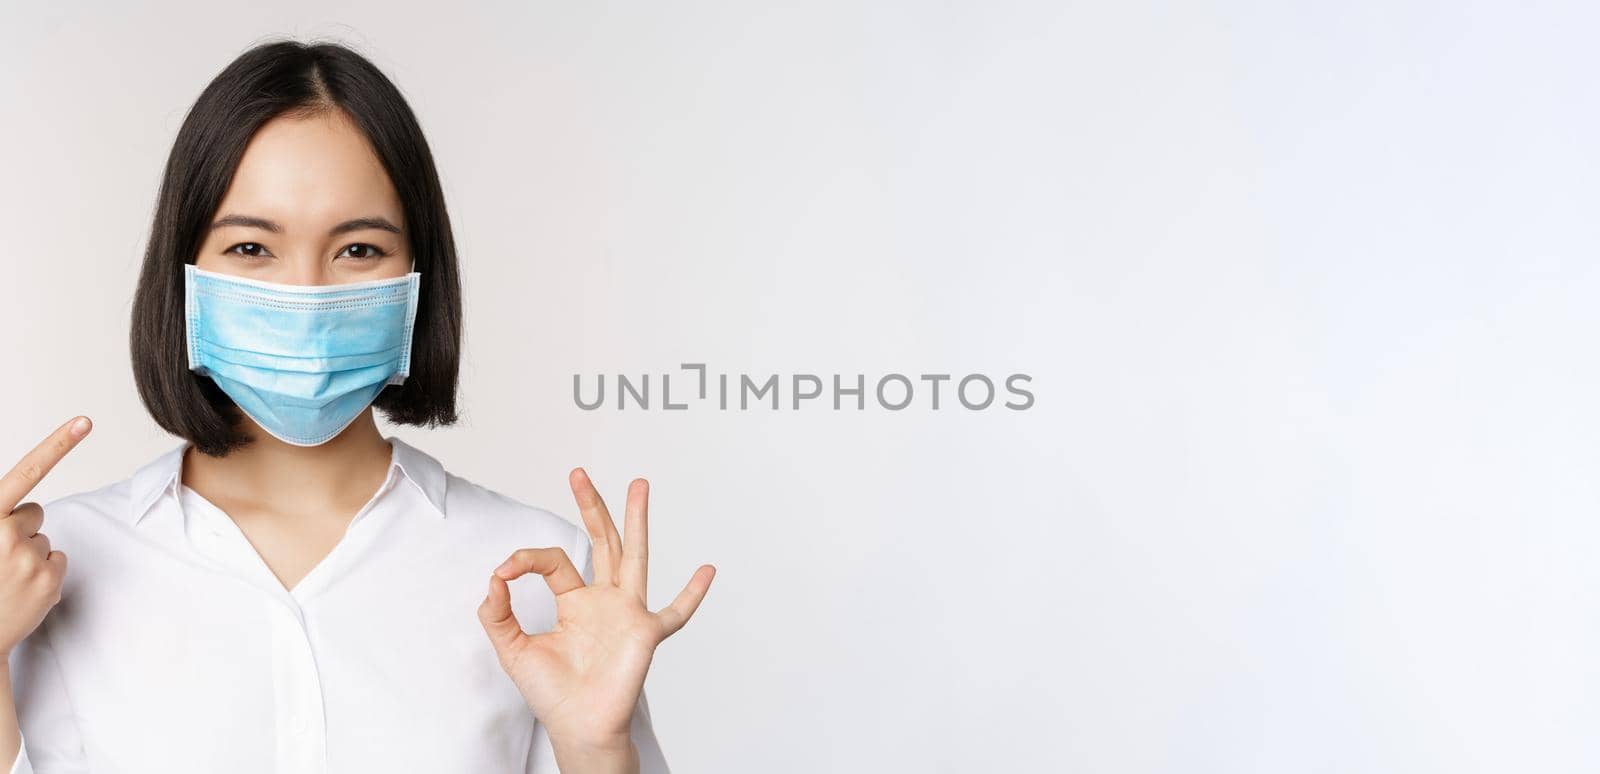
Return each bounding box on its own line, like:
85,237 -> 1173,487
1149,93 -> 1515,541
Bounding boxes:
0,416 -> 92,515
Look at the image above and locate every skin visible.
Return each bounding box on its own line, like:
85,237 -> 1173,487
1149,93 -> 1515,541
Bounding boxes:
0,418 -> 88,771
0,108 -> 715,774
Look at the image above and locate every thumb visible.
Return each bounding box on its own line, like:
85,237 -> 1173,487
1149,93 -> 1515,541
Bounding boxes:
477,574 -> 524,652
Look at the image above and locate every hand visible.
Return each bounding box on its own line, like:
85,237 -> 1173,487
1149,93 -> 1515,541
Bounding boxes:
0,417 -> 91,659
477,468 -> 715,762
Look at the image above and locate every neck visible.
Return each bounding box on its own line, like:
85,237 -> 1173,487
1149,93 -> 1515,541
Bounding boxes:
181,409 -> 394,513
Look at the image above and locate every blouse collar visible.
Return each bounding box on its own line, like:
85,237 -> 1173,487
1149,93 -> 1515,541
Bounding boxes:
127,434 -> 448,524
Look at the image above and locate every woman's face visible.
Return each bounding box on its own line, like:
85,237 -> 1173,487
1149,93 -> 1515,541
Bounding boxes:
193,109 -> 410,284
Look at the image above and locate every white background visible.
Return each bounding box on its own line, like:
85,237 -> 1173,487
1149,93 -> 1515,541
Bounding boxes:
2,1 -> 1596,771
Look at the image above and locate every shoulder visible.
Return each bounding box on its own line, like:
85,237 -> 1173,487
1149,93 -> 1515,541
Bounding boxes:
34,476 -> 142,561
390,435 -> 589,557
437,470 -> 589,557
40,478 -> 133,520
36,441 -> 185,541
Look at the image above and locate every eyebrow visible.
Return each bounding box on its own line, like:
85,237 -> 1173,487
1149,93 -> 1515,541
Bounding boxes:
209,213 -> 402,236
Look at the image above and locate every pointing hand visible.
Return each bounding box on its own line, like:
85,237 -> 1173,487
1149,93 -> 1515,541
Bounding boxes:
0,417 -> 91,658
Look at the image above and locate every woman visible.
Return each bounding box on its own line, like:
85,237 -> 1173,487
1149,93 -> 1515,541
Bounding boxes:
0,39 -> 713,773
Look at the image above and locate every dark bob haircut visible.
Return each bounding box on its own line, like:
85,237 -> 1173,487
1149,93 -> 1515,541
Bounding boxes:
131,38 -> 462,457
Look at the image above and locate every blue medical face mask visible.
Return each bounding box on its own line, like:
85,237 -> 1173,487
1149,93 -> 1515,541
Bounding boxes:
183,264 -> 422,446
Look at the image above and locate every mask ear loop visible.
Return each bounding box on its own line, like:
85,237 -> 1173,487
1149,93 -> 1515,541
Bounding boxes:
183,264 -> 200,370
392,273 -> 421,383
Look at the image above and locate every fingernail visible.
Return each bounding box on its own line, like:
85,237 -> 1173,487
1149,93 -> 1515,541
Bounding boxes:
70,417 -> 91,437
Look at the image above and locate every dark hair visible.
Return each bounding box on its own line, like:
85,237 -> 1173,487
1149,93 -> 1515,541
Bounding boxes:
131,38 -> 462,457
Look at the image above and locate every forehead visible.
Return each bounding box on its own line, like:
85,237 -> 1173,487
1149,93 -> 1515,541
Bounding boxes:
215,110 -> 403,229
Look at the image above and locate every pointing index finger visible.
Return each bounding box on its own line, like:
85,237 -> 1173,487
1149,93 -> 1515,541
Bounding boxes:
0,416 -> 92,515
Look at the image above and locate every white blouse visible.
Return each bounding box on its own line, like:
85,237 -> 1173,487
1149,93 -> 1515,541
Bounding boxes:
6,436 -> 669,773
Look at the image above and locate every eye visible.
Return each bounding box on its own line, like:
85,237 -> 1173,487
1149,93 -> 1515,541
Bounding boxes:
338,243 -> 390,260
224,242 -> 272,259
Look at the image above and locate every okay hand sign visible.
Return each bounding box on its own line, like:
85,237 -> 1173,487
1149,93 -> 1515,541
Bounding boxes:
477,469 -> 715,756
0,416 -> 91,658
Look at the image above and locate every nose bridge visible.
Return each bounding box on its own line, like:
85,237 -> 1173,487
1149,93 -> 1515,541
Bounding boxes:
280,246 -> 335,286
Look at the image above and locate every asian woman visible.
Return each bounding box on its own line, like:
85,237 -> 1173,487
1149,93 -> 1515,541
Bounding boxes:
0,38 -> 713,774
